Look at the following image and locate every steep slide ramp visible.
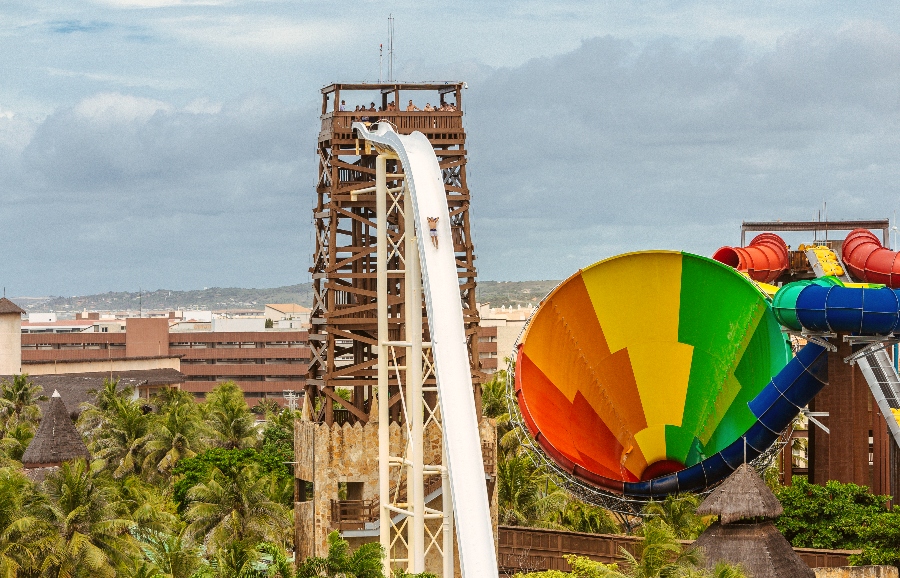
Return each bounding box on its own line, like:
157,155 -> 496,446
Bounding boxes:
352,122 -> 497,578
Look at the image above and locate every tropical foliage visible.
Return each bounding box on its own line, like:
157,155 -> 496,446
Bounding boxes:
0,375 -> 302,577
774,476 -> 900,566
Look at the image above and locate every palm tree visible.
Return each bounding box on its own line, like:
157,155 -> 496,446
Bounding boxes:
641,494 -> 705,540
203,382 -> 258,450
556,500 -> 621,534
497,454 -> 568,527
619,518 -> 700,578
481,367 -> 509,420
0,467 -> 55,576
151,386 -> 195,413
40,459 -> 138,577
137,529 -> 205,578
0,374 -> 46,425
143,400 -> 205,476
184,463 -> 290,553
90,396 -> 151,479
78,379 -> 134,442
0,419 -> 34,461
295,531 -> 384,578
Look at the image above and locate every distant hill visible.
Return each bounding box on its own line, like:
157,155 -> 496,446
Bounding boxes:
16,279 -> 560,315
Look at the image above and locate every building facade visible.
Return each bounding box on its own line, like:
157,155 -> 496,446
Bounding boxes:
21,317 -> 309,402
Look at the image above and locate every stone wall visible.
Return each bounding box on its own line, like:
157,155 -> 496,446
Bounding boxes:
294,407 -> 498,575
814,567 -> 899,578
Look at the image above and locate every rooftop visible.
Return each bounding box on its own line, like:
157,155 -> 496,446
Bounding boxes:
265,304 -> 311,314
0,298 -> 25,315
697,463 -> 783,523
1,369 -> 185,416
21,390 -> 90,467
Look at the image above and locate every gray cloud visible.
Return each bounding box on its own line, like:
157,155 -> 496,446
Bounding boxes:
465,23 -> 900,281
1,93 -> 319,296
3,23 -> 900,296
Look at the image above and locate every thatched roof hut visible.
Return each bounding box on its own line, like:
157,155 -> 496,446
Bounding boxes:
21,390 -> 90,477
694,464 -> 814,578
697,463 -> 783,523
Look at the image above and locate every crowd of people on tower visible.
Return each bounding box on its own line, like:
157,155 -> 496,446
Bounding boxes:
339,98 -> 458,118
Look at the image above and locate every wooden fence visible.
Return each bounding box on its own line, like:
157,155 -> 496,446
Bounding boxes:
497,526 -> 859,575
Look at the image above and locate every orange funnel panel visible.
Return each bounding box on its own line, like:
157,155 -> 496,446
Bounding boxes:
842,229 -> 900,288
713,233 -> 789,283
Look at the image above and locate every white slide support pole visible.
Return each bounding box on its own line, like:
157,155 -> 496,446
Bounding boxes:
405,182 -> 426,572
442,440 -> 455,578
376,154 -> 392,577
353,122 -> 499,578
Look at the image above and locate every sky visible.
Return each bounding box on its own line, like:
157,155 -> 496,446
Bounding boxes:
3,2 -> 900,296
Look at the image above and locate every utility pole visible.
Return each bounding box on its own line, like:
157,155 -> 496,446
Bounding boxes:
388,14 -> 394,81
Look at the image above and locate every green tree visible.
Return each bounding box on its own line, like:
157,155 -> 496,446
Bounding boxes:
481,367 -> 510,420
498,454 -> 568,527
641,494 -> 705,540
89,395 -> 151,479
0,467 -> 55,576
774,477 -> 888,550
183,463 -> 290,553
0,420 -> 35,461
152,387 -> 197,414
143,399 -> 205,477
295,531 -> 384,578
618,518 -> 700,578
203,382 -> 258,450
40,458 -> 138,577
172,447 -> 290,509
0,374 -> 46,425
138,530 -> 205,578
555,501 -> 620,535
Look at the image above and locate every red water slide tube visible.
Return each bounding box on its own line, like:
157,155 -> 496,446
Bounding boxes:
842,229 -> 900,288
712,233 -> 789,283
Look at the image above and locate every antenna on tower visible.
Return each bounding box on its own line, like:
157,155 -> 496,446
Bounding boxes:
388,14 -> 394,82
379,43 -> 383,82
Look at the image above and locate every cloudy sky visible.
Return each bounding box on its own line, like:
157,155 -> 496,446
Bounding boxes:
3,1 -> 900,296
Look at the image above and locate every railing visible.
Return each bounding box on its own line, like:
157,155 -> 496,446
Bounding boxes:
322,111 -> 464,135
330,408 -> 351,426
496,526 -> 858,575
330,498 -> 378,531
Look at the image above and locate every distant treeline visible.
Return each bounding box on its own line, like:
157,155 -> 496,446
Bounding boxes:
17,280 -> 561,313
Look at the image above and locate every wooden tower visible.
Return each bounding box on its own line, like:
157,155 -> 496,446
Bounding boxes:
307,82 -> 483,426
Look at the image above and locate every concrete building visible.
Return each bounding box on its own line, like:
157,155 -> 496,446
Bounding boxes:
21,317 -> 309,402
476,304 -> 534,374
0,298 -> 25,375
265,304 -> 311,328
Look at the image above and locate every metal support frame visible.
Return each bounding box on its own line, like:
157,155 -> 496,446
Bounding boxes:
376,153 -> 453,576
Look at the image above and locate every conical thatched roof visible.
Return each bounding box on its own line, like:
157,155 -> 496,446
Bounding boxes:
0,298 -> 25,315
21,390 -> 90,467
697,463 -> 783,524
694,521 -> 815,578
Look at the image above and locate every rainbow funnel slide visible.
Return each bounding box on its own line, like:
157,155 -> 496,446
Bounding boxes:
515,251 -> 829,497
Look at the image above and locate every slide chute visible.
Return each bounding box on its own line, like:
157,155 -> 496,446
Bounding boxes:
713,233 -> 789,283
515,251 -> 828,497
842,229 -> 900,288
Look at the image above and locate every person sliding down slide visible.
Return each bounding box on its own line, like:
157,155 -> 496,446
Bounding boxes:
427,217 -> 439,248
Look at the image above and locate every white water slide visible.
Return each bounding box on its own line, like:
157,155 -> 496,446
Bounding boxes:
352,122 -> 498,578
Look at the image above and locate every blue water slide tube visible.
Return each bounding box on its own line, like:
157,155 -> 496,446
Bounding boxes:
795,285 -> 900,334
623,342 -> 828,498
